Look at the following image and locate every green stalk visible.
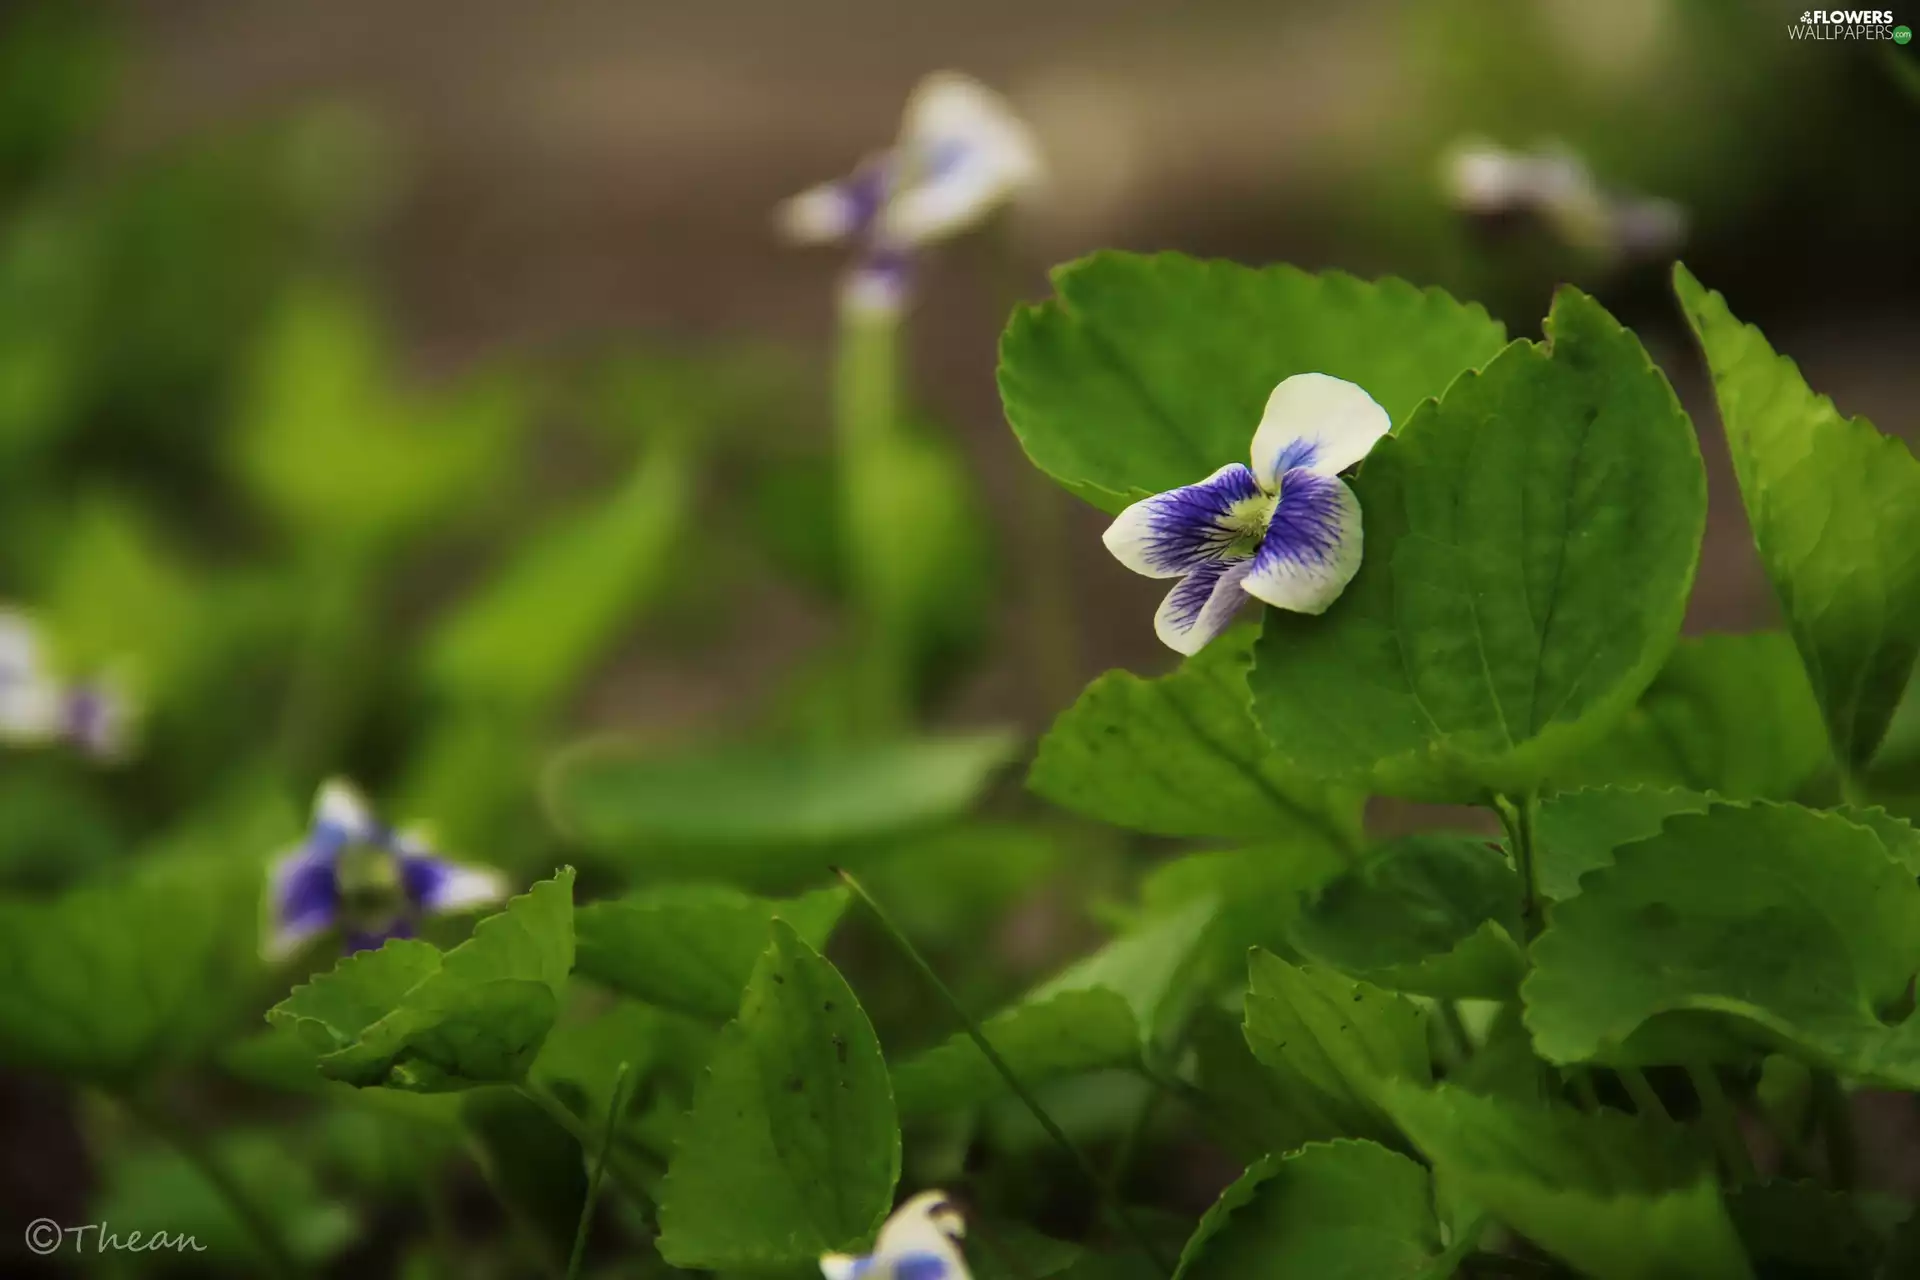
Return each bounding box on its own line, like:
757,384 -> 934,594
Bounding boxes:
1617,1067 -> 1671,1123
833,295 -> 910,735
517,1081 -> 657,1217
1492,793 -> 1542,942
566,1062 -> 634,1280
838,868 -> 1174,1278
1568,1068 -> 1602,1113
121,1092 -> 308,1279
1685,1061 -> 1756,1184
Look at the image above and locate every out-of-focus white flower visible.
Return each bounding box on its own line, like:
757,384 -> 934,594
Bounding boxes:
778,72 -> 1045,314
1103,374 -> 1390,655
821,1191 -> 970,1280
0,608 -> 137,761
1441,138 -> 1684,261
265,779 -> 510,960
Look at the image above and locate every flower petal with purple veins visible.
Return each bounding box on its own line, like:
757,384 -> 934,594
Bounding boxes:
1103,464 -> 1270,579
398,846 -> 509,915
818,1255 -> 875,1280
1241,468 -> 1365,615
265,844 -> 342,959
893,1255 -> 950,1280
1154,557 -> 1254,656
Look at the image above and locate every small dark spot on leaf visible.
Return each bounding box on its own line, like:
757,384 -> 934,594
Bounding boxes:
1352,993 -> 1363,1002
773,973 -> 786,984
823,1000 -> 835,1011
833,1034 -> 848,1064
784,1075 -> 804,1093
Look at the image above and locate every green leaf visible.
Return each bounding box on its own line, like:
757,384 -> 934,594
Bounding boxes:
1726,1181 -> 1906,1280
1030,625 -> 1362,851
1289,834 -> 1525,999
1249,288 -> 1706,803
0,853 -> 263,1082
235,281 -> 526,559
1384,1083 -> 1751,1280
1030,897 -> 1220,1047
1174,1139 -> 1445,1280
93,1129 -> 360,1270
657,920 -> 899,1268
574,884 -> 846,1020
422,439 -> 694,715
267,869 -> 576,1092
1533,786 -> 1714,901
1675,265 -> 1920,770
547,732 -> 1017,875
1566,632 -> 1829,800
1523,803 -> 1920,1070
1242,949 -> 1431,1150
999,252 -> 1506,509
891,988 -> 1140,1114
1189,1007 -> 1335,1161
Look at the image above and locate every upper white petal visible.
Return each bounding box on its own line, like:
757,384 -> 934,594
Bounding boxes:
314,778 -> 377,840
873,1191 -> 971,1280
1249,373 -> 1391,486
880,72 -> 1042,244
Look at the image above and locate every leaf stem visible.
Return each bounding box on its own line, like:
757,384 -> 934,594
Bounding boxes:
517,1080 -> 657,1217
1684,1061 -> 1756,1184
1492,793 -> 1542,942
1568,1068 -> 1602,1113
566,1062 -> 634,1280
834,295 -> 910,735
121,1092 -> 309,1279
1617,1066 -> 1671,1123
837,867 -> 1175,1278
463,1132 -> 566,1280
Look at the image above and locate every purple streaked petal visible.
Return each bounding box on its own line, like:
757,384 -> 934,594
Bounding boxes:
265,843 -> 341,959
1250,373 -> 1391,487
400,850 -> 508,915
1103,464 -> 1268,580
63,683 -> 131,760
893,1254 -> 950,1280
1241,469 -> 1364,615
779,155 -> 893,245
819,1255 -> 876,1280
1154,557 -> 1253,656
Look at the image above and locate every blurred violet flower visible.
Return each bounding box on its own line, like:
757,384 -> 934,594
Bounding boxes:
821,1191 -> 970,1280
1442,138 -> 1684,261
265,779 -> 508,959
778,72 -> 1044,314
1103,374 -> 1390,655
0,608 -> 136,761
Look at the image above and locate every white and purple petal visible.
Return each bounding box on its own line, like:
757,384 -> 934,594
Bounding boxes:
1103,464 -> 1269,579
1154,558 -> 1253,656
313,778 -> 380,848
265,843 -> 342,959
819,1255 -> 875,1280
398,841 -> 509,916
881,72 -> 1043,245
1249,373 -> 1391,487
777,155 -> 892,245
1241,469 -> 1364,616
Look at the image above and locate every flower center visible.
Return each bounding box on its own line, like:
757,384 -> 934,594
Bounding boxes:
1219,493 -> 1278,559
336,842 -> 407,928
